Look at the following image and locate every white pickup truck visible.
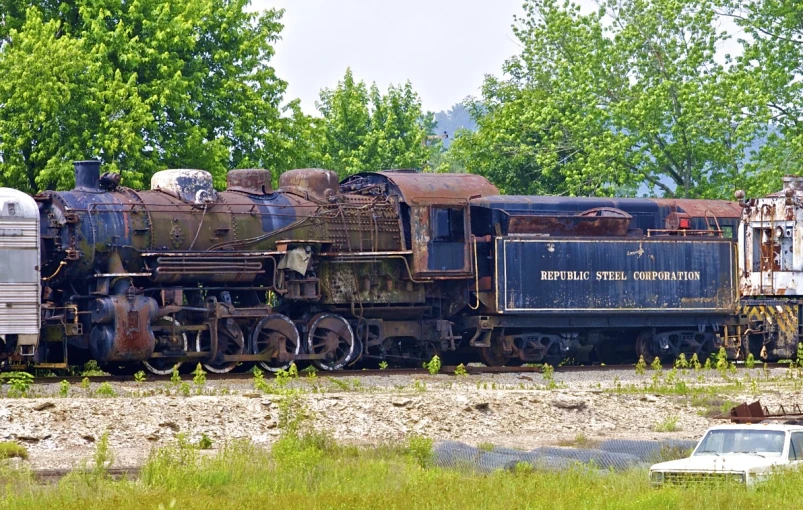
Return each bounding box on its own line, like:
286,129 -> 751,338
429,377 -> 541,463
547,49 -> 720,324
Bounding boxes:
650,423 -> 803,486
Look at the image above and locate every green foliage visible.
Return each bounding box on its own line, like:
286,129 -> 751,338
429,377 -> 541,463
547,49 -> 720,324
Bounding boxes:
651,357 -> 662,372
0,1 -> 309,191
179,382 -> 191,397
192,364 -> 206,388
746,353 -> 756,369
93,431 -> 113,478
405,436 -> 433,468
81,377 -> 90,391
690,353 -> 701,370
288,363 -> 299,379
134,371 -> 147,383
58,379 -> 70,398
171,366 -> 181,386
275,367 -> 290,386
424,355 -> 442,375
716,347 -> 729,374
314,68 -> 437,177
81,361 -> 106,377
448,0 -> 768,197
674,353 -> 689,370
635,356 -> 647,375
454,363 -> 468,376
378,361 -> 389,370
0,441 -> 28,460
797,343 -> 803,368
5,371 -> 33,397
96,382 -> 116,398
654,415 -> 680,432
704,358 -> 713,370
197,434 -> 213,450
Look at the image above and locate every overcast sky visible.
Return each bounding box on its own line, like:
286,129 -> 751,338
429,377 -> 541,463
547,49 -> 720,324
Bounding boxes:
255,0 -> 526,114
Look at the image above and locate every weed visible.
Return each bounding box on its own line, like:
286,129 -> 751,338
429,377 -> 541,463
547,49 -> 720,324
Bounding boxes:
674,353 -> 689,369
0,441 -> 27,460
275,367 -> 290,386
454,363 -> 468,376
798,343 -> 803,368
134,371 -> 147,383
81,377 -> 90,391
58,380 -> 70,398
5,372 -> 33,397
406,436 -> 433,468
689,353 -> 701,370
635,356 -> 647,375
379,361 -> 388,370
746,353 -> 756,369
197,434 -> 213,450
288,362 -> 299,379
703,358 -> 712,370
716,347 -> 728,374
96,382 -> 116,398
81,360 -> 106,377
192,363 -> 206,389
542,363 -> 557,390
650,357 -> 662,371
413,380 -> 426,392
478,442 -> 495,452
654,415 -> 680,432
252,368 -> 271,393
93,432 -> 113,477
179,382 -> 191,397
424,355 -> 441,375
170,366 -> 181,385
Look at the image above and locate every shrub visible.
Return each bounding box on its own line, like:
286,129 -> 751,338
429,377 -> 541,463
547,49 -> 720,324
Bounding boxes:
635,356 -> 647,375
0,441 -> 28,460
96,382 -> 116,398
454,363 -> 468,376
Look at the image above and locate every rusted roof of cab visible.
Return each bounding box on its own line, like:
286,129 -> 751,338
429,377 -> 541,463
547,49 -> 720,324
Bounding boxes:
651,198 -> 742,219
374,170 -> 499,204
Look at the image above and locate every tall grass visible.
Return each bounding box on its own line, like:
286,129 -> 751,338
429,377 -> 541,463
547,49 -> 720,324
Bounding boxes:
3,436 -> 803,509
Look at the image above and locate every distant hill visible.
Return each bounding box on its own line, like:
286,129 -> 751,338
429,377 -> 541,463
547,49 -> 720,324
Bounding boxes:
433,103 -> 476,148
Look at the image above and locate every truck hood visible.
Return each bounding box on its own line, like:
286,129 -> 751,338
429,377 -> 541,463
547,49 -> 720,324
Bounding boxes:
651,454 -> 785,473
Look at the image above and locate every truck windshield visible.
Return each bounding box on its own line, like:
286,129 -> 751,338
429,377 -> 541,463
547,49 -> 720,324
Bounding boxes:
694,429 -> 785,457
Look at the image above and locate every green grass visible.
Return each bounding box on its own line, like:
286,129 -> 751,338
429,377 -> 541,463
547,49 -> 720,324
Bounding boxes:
0,442 -> 27,460
3,436 -> 803,509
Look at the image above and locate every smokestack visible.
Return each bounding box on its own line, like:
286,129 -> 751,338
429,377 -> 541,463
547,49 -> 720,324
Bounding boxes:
73,160 -> 101,191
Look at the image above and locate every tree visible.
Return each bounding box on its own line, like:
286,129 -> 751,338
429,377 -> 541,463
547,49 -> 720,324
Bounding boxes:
723,0 -> 803,196
0,1 -> 305,191
315,69 -> 436,177
449,0 -> 769,197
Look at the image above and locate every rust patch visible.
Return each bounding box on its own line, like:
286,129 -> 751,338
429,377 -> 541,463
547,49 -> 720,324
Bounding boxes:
279,168 -> 339,202
506,208 -> 631,236
227,169 -> 273,195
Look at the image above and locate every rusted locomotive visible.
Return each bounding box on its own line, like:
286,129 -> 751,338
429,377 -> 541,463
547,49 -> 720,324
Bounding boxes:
0,161 -> 745,373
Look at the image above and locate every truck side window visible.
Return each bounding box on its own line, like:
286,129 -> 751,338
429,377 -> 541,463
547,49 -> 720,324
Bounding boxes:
432,207 -> 465,242
790,433 -> 803,461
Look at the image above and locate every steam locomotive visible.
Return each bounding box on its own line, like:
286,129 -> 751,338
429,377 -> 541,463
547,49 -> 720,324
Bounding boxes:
0,161 -> 746,374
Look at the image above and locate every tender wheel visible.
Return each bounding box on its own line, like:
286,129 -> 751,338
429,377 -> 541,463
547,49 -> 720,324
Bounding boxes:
252,314 -> 301,373
143,317 -> 188,376
307,313 -> 355,371
479,342 -> 509,367
635,331 -> 661,363
196,321 -> 245,374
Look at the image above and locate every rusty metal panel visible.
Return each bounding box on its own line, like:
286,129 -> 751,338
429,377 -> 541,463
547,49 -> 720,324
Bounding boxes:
506,210 -> 632,236
496,238 -> 736,313
226,169 -> 273,195
651,198 -> 742,219
279,168 -> 339,201
377,171 -> 499,204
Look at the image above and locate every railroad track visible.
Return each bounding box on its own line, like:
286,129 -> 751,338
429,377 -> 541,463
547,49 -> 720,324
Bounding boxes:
22,362 -> 793,385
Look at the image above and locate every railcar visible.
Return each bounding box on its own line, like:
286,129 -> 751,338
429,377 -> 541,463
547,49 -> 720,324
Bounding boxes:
737,176 -> 803,361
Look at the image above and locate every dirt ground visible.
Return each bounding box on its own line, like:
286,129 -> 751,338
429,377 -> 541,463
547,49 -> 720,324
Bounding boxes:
0,368 -> 799,470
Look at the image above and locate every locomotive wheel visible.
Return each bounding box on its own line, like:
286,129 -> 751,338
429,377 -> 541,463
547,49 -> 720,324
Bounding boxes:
252,314 -> 302,373
307,314 -> 356,371
196,322 -> 245,374
479,342 -> 509,367
143,317 -> 188,376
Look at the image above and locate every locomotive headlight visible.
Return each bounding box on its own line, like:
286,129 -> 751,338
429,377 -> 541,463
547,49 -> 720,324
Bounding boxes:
775,226 -> 784,239
650,471 -> 664,484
